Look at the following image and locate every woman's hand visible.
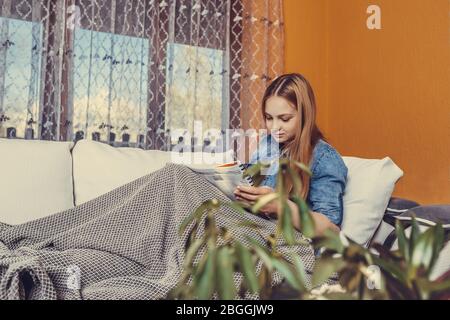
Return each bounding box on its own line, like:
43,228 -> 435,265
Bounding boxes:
234,186 -> 340,235
233,185 -> 278,217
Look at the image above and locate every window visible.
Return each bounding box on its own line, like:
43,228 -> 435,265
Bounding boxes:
69,32 -> 228,148
165,42 -> 227,147
0,0 -> 243,150
71,28 -> 149,146
0,17 -> 42,139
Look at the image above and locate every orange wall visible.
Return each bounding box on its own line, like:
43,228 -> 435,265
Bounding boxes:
284,0 -> 329,134
284,0 -> 450,204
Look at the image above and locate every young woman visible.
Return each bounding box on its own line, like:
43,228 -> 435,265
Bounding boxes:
234,73 -> 348,236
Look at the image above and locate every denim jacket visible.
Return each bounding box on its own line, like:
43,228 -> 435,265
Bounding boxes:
247,134 -> 348,226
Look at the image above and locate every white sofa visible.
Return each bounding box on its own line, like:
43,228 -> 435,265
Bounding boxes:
0,139 -> 450,278
2,138 -> 449,281
0,138 -> 413,247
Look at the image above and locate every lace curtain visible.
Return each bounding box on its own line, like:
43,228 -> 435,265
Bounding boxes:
0,0 -> 284,155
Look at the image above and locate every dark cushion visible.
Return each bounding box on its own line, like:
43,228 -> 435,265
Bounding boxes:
397,205 -> 450,228
386,197 -> 420,214
383,197 -> 421,226
383,205 -> 450,249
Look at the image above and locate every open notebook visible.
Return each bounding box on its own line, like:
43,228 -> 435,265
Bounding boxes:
184,161 -> 254,199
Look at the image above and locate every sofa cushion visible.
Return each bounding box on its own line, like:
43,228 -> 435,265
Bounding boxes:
0,139 -> 74,225
389,206 -> 450,281
370,197 -> 421,246
387,205 -> 450,249
341,157 -> 404,246
395,205 -> 450,228
72,140 -> 235,205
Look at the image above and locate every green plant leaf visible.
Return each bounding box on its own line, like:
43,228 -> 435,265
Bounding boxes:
281,205 -> 296,245
234,200 -> 253,210
395,219 -> 409,262
180,201 -> 213,235
243,162 -> 264,177
217,246 -> 237,300
430,224 -> 445,274
371,243 -> 402,262
312,255 -> 345,287
290,195 -> 315,239
184,220 -> 199,251
183,237 -> 206,269
246,237 -> 273,271
235,243 -> 259,294
277,239 -> 311,248
258,265 -> 272,300
411,227 -> 435,271
271,258 -> 302,291
312,232 -> 345,254
234,220 -> 265,230
292,160 -> 312,176
344,244 -> 368,262
371,255 -> 407,284
251,192 -> 279,214
339,265 -> 362,293
384,276 -> 414,300
224,201 -> 250,216
290,253 -> 308,291
286,166 -> 303,196
416,277 -> 450,296
244,162 -> 272,188
275,159 -> 291,196
194,248 -> 217,300
408,216 -> 420,258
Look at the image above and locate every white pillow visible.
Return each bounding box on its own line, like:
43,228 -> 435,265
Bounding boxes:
72,140 -> 235,205
0,139 -> 74,225
341,157 -> 404,246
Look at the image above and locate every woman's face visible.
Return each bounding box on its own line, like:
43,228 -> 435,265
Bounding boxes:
264,96 -> 299,143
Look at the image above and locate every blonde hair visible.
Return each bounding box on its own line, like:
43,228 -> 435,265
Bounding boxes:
261,73 -> 325,199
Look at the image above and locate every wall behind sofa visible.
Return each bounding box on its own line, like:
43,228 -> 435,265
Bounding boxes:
284,0 -> 450,204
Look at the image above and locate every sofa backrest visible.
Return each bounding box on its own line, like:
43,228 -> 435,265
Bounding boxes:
0,138 -> 404,246
72,140 -> 236,205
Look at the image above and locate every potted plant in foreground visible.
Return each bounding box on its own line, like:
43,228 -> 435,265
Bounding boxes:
169,159 -> 450,300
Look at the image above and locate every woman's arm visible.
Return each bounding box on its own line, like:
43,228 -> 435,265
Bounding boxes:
285,199 -> 340,236
235,186 -> 340,236
307,146 -> 348,227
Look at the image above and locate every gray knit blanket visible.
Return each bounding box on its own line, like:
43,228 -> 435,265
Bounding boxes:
0,163 -> 316,300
